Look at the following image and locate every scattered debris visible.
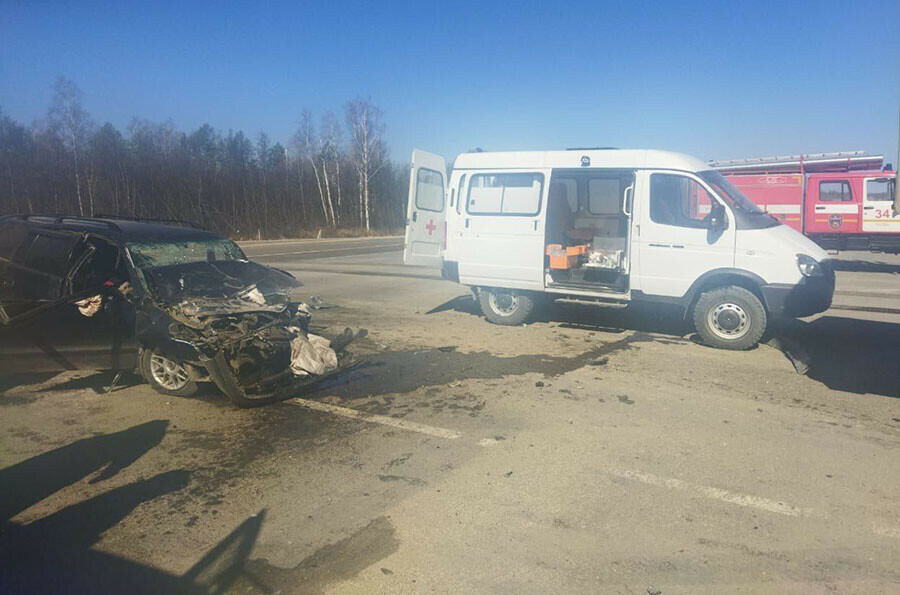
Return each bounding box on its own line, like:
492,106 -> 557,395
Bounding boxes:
74,295 -> 102,317
307,296 -> 337,310
766,335 -> 811,375
290,333 -> 338,376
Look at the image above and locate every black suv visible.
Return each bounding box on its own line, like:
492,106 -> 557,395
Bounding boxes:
0,215 -> 348,406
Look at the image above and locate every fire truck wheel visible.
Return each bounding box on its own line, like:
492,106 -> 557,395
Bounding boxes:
479,289 -> 535,326
693,285 -> 767,350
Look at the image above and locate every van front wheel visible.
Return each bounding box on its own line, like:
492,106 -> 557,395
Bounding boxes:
693,286 -> 766,350
479,289 -> 535,326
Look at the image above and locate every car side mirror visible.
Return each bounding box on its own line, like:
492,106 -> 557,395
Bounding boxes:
708,203 -> 728,232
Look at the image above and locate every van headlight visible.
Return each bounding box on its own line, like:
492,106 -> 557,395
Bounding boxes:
796,254 -> 823,277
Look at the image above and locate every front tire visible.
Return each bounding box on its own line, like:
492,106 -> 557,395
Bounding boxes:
478,289 -> 535,326
140,348 -> 199,397
693,286 -> 766,350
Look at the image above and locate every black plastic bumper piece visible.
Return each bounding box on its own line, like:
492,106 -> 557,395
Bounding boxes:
761,262 -> 834,318
441,260 -> 459,283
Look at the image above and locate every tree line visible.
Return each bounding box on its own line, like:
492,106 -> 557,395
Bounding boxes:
0,77 -> 409,238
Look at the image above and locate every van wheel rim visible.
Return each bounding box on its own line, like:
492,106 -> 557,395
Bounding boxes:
150,353 -> 190,390
489,292 -> 519,316
707,303 -> 750,340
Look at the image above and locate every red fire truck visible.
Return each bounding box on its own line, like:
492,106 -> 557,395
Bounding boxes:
710,151 -> 899,252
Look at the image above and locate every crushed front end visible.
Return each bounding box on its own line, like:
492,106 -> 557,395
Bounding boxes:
136,259 -> 361,406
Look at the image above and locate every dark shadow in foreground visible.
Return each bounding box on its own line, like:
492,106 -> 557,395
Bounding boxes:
774,315 -> 900,399
0,421 -> 267,594
0,419 -> 170,522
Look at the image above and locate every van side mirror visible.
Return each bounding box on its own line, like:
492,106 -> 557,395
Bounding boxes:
707,203 -> 727,232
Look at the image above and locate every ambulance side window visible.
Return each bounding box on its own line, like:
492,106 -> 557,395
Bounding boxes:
467,173 -> 544,216
819,181 -> 852,202
649,174 -> 715,229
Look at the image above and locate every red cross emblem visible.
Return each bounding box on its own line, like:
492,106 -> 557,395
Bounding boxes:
425,219 -> 436,236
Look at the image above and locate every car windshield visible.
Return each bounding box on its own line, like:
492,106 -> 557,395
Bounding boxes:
127,239 -> 245,270
698,170 -> 766,215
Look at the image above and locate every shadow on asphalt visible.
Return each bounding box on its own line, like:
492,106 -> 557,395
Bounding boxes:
427,294 -> 900,399
427,294 -> 692,338
0,420 -> 268,594
776,316 -> 900,399
831,259 -> 900,275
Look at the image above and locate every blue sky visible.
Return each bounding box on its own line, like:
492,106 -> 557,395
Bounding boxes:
1,0 -> 898,164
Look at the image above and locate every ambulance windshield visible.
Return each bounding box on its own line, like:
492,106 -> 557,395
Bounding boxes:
698,170 -> 766,215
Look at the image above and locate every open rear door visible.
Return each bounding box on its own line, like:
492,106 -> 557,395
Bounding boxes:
403,149 -> 447,267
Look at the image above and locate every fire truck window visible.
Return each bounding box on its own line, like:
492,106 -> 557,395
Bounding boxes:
650,174 -> 715,229
819,181 -> 852,202
866,179 -> 893,201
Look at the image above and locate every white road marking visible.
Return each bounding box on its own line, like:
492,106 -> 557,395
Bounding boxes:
250,244 -> 403,258
608,468 -> 821,518
285,398 -> 462,440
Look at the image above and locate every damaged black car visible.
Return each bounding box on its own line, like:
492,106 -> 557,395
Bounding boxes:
0,215 -> 361,406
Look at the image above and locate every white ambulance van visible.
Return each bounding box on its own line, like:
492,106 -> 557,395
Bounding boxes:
403,148 -> 834,350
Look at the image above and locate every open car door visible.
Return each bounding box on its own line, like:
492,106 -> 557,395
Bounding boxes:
403,149 -> 447,267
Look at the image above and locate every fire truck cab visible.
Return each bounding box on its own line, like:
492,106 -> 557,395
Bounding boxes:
713,151 -> 899,252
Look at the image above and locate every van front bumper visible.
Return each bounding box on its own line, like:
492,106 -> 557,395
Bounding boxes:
761,263 -> 835,318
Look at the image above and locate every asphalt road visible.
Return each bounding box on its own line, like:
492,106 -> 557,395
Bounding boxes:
2,237 -> 900,594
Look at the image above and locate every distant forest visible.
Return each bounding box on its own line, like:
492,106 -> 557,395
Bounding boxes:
0,77 -> 409,238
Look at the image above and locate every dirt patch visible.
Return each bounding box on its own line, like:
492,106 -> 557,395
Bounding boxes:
311,332 -> 657,403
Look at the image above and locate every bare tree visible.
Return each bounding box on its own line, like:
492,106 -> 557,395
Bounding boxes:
293,111 -> 333,227
1,79 -> 410,238
47,76 -> 93,215
321,112 -> 344,218
345,97 -> 387,230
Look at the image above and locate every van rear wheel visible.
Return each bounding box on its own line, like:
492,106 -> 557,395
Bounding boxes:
693,286 -> 766,350
479,289 -> 535,326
